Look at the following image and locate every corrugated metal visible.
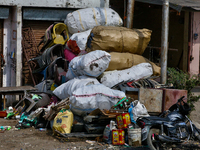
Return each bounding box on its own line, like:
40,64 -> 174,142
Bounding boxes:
135,0 -> 200,11
23,7 -> 73,21
135,0 -> 182,12
170,0 -> 200,7
0,0 -> 109,8
0,7 -> 9,19
0,20 -> 3,87
22,20 -> 54,85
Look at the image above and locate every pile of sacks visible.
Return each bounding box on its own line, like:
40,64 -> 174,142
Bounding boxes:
15,7 -> 161,134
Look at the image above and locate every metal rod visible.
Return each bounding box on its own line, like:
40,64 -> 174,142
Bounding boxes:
126,0 -> 135,28
161,0 -> 169,84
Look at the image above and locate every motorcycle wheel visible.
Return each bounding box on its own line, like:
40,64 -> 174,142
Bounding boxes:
147,128 -> 172,150
147,128 -> 162,150
192,124 -> 200,141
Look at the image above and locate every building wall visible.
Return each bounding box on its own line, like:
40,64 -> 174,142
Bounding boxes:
1,0 -> 110,106
1,0 -> 110,88
189,12 -> 200,75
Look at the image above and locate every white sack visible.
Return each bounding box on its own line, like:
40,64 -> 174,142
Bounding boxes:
53,76 -> 99,100
131,100 -> 149,121
100,63 -> 153,88
66,50 -> 111,80
70,84 -> 126,116
65,7 -> 123,34
69,29 -> 92,50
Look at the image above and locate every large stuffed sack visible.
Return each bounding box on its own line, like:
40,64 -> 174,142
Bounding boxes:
53,109 -> 73,134
106,52 -> 160,76
100,63 -> 153,88
68,29 -> 92,50
66,50 -> 111,80
65,8 -> 123,34
70,84 -> 126,116
53,76 -> 99,100
86,26 -> 152,55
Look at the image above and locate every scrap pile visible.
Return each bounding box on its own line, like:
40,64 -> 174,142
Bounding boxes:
9,7 -> 165,147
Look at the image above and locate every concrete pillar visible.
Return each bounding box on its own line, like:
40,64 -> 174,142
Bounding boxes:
3,6 -> 22,105
16,6 -> 22,86
3,13 -> 12,87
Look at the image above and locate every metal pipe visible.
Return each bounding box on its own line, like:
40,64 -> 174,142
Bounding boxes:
161,0 -> 169,84
126,0 -> 135,28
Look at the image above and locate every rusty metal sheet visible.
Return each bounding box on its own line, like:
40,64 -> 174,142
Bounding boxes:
162,89 -> 187,111
139,88 -> 163,113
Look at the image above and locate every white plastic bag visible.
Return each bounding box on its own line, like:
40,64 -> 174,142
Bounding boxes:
100,63 -> 153,88
70,84 -> 126,116
66,50 -> 111,80
65,7 -> 123,34
69,29 -> 92,50
131,100 -> 149,121
53,76 -> 99,100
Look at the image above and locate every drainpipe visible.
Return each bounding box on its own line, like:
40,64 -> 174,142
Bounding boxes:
161,0 -> 169,84
126,0 -> 135,28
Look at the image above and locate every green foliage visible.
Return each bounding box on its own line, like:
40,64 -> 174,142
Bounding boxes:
167,67 -> 200,111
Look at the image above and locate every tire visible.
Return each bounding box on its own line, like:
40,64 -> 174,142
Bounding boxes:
192,124 -> 200,141
147,128 -> 162,150
196,135 -> 200,141
147,128 -> 172,150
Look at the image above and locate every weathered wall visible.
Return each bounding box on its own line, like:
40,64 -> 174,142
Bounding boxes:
1,0 -> 110,106
0,0 -> 109,8
1,0 -> 110,89
189,12 -> 200,75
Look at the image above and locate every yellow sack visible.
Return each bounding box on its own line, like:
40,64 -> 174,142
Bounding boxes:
106,52 -> 161,76
86,26 -> 152,55
53,109 -> 73,134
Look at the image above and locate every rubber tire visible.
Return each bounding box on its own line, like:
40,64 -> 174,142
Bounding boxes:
193,124 -> 200,141
197,135 -> 200,141
147,128 -> 161,150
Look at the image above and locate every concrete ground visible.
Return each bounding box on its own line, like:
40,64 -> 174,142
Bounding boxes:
190,86 -> 200,128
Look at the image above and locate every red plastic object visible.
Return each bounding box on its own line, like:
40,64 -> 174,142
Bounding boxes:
67,39 -> 80,55
0,111 -> 7,118
127,81 -> 135,88
116,114 -> 124,129
116,113 -> 131,129
112,129 -> 125,145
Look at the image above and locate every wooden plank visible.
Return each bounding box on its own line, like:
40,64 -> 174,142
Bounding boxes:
0,86 -> 37,93
183,11 -> 189,72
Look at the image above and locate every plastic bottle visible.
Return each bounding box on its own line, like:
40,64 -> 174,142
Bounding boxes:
0,126 -> 11,130
39,128 -> 47,131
